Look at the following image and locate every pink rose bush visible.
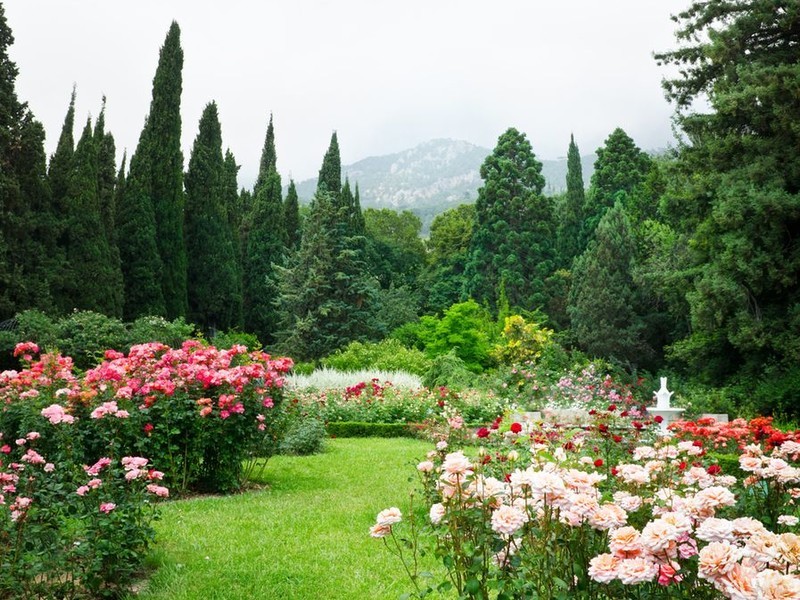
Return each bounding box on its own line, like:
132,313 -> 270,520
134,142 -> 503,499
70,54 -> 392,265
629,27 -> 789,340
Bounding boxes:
1,341 -> 292,494
0,341 -> 291,598
374,412 -> 800,599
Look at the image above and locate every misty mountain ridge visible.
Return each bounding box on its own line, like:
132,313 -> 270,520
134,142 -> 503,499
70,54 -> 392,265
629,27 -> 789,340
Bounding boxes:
292,139 -> 597,231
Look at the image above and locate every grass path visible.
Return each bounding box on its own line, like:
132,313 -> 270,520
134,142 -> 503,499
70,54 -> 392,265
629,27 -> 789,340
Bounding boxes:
132,438 -> 434,600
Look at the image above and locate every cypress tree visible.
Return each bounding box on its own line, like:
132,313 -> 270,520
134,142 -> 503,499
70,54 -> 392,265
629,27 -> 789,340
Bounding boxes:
317,132 -> 341,198
48,88 -> 76,221
144,21 -> 187,319
283,180 -> 301,250
556,134 -> 587,267
463,127 -> 556,312
254,113 -> 276,192
352,182 -> 365,234
184,102 -> 241,332
94,101 -> 124,317
243,114 -> 285,342
118,138 -> 166,319
61,118 -> 119,314
221,149 -> 243,328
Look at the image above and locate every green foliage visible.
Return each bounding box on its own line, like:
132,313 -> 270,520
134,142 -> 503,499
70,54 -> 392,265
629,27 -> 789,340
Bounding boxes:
146,21 -> 188,319
655,0 -> 800,394
555,134 -> 587,267
417,300 -> 496,373
422,350 -> 477,390
492,315 -> 555,366
128,315 -> 196,348
284,179 -> 301,250
568,202 -> 651,368
210,328 -> 261,351
317,131 -> 341,197
279,417 -> 327,455
55,310 -> 128,367
364,208 -> 425,289
464,128 -> 556,312
184,102 -> 242,331
320,338 -> 432,376
325,421 -> 418,438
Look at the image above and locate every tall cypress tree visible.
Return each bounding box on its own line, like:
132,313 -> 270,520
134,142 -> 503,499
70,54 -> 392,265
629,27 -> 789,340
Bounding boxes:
352,182 -> 365,235
284,179 -> 301,250
184,102 -> 241,331
144,21 -> 187,319
243,114 -> 284,342
61,118 -> 119,314
118,136 -> 166,319
463,127 -> 556,312
221,149 -> 244,328
556,134 -> 587,267
48,89 -> 76,221
94,101 -> 124,317
317,132 -> 341,198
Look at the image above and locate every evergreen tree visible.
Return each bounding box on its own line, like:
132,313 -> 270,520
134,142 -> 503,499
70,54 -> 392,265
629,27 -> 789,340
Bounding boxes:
118,139 -> 166,319
317,132 -> 341,197
94,101 -> 124,317
0,8 -> 58,317
243,169 -> 284,343
184,102 -> 242,331
463,128 -> 555,312
283,179 -> 301,250
60,118 -> 119,314
254,113 -> 276,192
555,134 -> 586,266
144,21 -> 187,319
352,183 -> 365,234
48,89 -> 76,220
583,128 -> 651,239
275,189 -> 378,359
568,201 -> 650,367
656,1 -> 800,387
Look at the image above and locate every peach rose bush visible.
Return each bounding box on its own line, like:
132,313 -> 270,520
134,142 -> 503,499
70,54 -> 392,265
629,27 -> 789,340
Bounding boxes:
0,341 -> 292,597
372,409 -> 800,599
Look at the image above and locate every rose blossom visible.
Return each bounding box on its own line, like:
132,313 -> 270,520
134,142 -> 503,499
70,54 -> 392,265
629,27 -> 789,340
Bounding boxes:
416,461 -> 434,473
778,515 -> 799,527
41,403 -> 76,425
491,504 -> 528,536
588,503 -> 627,531
755,569 -> 800,599
714,562 -> 757,599
375,507 -> 402,527
776,532 -> 800,565
146,484 -> 170,498
609,526 -> 642,558
640,519 -> 679,553
588,553 -> 619,583
369,523 -> 391,538
616,557 -> 658,585
99,502 -> 116,513
698,541 -> 740,581
429,503 -> 446,525
441,451 -> 473,477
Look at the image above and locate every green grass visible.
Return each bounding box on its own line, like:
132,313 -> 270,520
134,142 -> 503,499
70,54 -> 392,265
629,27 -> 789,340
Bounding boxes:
132,438 -> 436,600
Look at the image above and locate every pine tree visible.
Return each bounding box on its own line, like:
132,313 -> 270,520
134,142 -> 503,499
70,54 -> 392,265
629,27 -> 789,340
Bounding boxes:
184,102 -> 242,332
463,127 -> 556,312
60,118 -> 119,314
118,139 -> 166,319
94,101 -> 124,317
317,132 -> 341,198
144,21 -> 187,319
555,134 -> 586,266
283,180 -> 301,250
568,201 -> 650,366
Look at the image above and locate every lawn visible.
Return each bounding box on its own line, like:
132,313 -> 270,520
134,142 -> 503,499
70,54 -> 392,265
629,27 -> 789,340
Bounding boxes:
131,437 -> 436,600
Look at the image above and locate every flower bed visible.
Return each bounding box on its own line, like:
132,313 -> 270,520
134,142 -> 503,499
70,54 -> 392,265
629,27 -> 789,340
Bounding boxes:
0,341 -> 292,596
372,408 -> 800,599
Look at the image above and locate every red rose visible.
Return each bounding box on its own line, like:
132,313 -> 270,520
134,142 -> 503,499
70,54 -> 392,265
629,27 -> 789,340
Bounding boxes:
654,415 -> 664,424
607,404 -> 617,412
678,461 -> 687,470
510,422 -> 522,434
707,464 -> 721,475
612,435 -> 623,443
476,427 -> 490,438
594,458 -> 604,468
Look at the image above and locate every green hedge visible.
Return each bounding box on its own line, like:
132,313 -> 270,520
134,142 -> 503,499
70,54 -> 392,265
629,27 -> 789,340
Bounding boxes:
325,421 -> 422,438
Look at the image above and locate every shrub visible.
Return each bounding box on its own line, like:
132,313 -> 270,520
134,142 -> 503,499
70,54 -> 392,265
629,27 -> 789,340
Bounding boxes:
326,421 -> 419,438
55,310 -> 129,369
321,339 -> 432,375
288,367 -> 423,391
280,418 -> 327,455
211,329 -> 262,351
492,315 -> 555,365
128,315 -> 196,349
423,350 -> 476,390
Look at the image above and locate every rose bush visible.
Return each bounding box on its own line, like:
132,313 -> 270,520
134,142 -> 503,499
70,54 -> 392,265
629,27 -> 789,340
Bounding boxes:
373,408 -> 800,599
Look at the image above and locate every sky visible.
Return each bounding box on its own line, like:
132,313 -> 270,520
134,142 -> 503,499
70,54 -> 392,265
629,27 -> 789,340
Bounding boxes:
5,0 -> 690,188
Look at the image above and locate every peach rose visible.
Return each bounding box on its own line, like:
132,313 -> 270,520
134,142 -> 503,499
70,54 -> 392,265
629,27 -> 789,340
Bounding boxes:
588,553 -> 619,583
698,541 -> 740,581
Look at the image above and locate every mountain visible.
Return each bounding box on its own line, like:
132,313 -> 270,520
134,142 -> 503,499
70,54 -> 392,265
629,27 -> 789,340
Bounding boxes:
292,139 -> 596,232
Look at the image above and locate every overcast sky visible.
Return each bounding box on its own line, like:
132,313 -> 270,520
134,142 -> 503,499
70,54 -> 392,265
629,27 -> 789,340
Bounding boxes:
5,1 -> 689,187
